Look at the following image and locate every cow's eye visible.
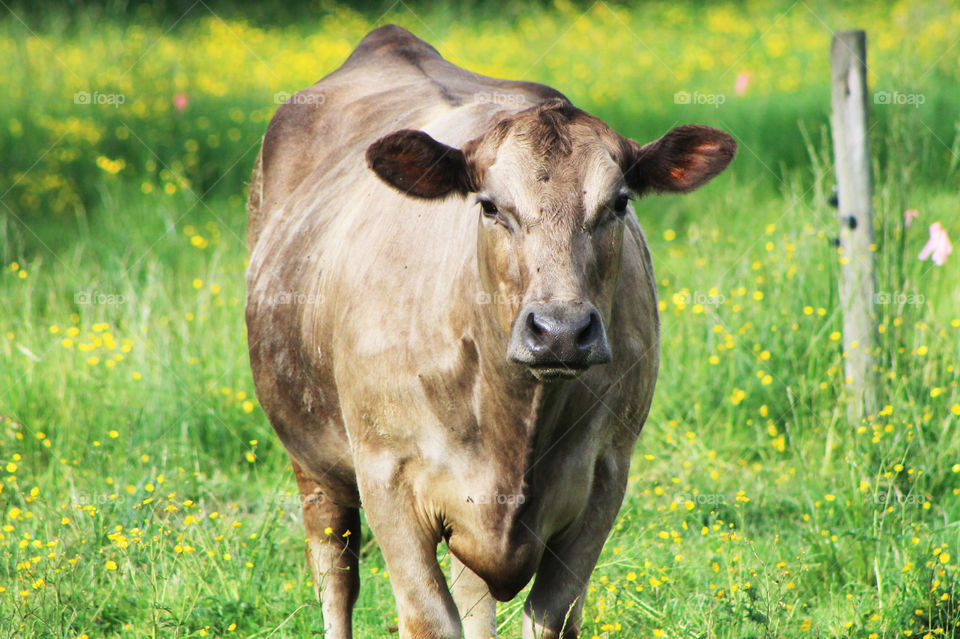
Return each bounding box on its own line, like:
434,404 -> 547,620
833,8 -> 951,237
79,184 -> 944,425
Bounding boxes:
613,193 -> 632,216
479,199 -> 499,218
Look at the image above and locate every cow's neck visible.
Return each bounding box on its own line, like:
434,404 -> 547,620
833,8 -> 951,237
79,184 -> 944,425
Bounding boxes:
468,299 -> 576,484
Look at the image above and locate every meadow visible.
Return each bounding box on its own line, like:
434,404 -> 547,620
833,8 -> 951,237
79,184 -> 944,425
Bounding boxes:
1,0 -> 959,637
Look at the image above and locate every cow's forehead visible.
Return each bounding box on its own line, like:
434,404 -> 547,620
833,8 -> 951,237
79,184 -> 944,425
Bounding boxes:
483,130 -> 624,220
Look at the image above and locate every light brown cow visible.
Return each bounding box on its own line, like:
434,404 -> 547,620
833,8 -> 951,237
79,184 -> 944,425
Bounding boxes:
246,25 -> 735,639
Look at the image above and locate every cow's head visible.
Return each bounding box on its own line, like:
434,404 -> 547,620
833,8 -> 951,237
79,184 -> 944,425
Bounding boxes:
367,98 -> 735,381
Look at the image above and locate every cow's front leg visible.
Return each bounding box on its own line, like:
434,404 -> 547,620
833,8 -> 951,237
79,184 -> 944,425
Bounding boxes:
450,553 -> 497,639
292,460 -> 361,639
357,455 -> 462,639
522,456 -> 628,639
522,555 -> 587,639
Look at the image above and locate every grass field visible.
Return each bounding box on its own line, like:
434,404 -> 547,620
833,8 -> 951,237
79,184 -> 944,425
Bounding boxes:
1,1 -> 959,637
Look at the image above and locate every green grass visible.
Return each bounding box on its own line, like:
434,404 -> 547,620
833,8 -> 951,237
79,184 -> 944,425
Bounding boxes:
1,1 -> 960,637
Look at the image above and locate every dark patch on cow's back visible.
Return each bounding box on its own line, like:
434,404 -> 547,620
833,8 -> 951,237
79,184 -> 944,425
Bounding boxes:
393,45 -> 463,107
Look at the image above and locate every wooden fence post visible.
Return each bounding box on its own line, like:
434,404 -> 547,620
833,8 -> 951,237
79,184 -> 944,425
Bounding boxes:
829,30 -> 879,426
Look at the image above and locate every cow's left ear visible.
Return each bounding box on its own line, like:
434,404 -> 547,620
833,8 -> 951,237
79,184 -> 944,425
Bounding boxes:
366,129 -> 476,199
622,125 -> 736,196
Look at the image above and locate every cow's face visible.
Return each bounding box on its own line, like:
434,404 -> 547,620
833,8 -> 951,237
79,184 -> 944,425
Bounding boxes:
367,99 -> 735,380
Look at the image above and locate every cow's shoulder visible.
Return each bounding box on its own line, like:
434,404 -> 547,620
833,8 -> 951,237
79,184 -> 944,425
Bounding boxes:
250,25 -> 570,243
254,27 -> 452,224
344,25 -> 567,106
343,24 -> 444,68
252,93 -> 326,237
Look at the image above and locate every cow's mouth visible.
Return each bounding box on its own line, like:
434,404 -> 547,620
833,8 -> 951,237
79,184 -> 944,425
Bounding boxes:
527,364 -> 586,382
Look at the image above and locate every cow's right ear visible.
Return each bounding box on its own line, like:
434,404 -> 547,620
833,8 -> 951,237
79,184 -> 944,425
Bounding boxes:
621,125 -> 736,197
366,130 -> 476,199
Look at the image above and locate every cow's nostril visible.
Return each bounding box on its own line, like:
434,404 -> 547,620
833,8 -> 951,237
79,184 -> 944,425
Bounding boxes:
576,312 -> 600,350
523,311 -> 549,352
526,312 -> 546,338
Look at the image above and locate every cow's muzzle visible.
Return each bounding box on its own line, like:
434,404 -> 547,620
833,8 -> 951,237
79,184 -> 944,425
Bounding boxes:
506,301 -> 611,379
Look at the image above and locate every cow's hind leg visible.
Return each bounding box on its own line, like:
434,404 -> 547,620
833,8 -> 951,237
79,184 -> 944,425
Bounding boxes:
292,460 -> 361,639
450,553 -> 497,638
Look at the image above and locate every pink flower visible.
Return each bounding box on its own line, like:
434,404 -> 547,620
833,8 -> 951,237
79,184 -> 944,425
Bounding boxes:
904,209 -> 919,227
173,93 -> 188,112
918,222 -> 952,266
734,71 -> 752,96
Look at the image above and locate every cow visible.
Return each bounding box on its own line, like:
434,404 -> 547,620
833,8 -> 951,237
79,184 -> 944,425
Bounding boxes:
245,24 -> 735,639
